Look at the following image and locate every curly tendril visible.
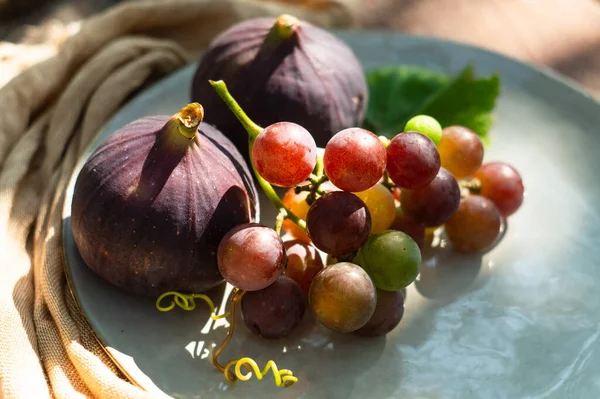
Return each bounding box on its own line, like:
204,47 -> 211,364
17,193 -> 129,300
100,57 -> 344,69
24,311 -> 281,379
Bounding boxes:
224,358 -> 298,387
156,288 -> 297,388
155,291 -> 230,320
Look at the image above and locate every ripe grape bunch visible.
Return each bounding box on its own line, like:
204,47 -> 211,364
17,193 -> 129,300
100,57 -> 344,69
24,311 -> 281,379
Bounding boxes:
157,82 -> 525,388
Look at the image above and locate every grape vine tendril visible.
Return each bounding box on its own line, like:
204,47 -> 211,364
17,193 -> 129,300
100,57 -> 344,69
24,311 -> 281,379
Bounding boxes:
156,289 -> 298,387
155,291 -> 230,320
212,289 -> 299,387
224,358 -> 298,387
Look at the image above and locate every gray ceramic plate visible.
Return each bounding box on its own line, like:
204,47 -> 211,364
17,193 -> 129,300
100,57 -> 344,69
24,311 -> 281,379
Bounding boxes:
62,32 -> 600,399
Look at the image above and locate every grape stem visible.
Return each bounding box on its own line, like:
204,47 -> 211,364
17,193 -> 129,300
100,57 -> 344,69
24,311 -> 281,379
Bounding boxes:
274,208 -> 286,235
209,80 -> 263,139
210,79 -> 307,231
381,171 -> 395,191
304,151 -> 327,205
313,149 -> 324,178
378,135 -> 391,148
459,178 -> 481,197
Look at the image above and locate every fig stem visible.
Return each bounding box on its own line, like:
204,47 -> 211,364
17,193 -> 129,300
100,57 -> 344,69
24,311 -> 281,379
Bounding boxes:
175,103 -> 204,139
209,80 -> 262,139
272,14 -> 299,40
210,79 -> 307,231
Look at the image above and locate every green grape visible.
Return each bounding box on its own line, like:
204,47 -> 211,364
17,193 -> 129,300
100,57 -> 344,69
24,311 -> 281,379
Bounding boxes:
404,115 -> 442,145
353,230 -> 420,291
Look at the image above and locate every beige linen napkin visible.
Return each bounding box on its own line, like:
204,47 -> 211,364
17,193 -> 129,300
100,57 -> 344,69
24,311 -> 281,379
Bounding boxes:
0,1 -> 353,398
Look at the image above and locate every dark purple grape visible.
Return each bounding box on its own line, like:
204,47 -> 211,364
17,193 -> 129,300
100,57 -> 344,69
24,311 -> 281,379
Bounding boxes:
306,191 -> 372,256
400,168 -> 460,227
355,289 -> 405,337
241,276 -> 305,339
217,223 -> 285,291
386,131 -> 440,189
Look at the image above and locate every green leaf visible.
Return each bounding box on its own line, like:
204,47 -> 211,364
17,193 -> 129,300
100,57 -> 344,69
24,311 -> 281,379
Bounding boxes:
365,66 -> 448,137
364,65 -> 501,143
417,65 -> 500,144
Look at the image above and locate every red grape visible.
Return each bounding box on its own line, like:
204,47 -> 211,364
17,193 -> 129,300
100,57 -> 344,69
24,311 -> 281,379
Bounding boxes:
474,162 -> 524,217
392,187 -> 401,202
386,131 -> 440,189
241,276 -> 305,339
390,205 -> 426,248
309,262 -> 376,333
445,195 -> 502,253
323,128 -> 387,192
252,122 -> 317,187
306,191 -> 371,256
217,223 -> 285,291
283,240 -> 324,296
282,187 -> 311,243
355,289 -> 404,337
400,168 -> 460,227
354,184 -> 396,233
437,125 -> 484,179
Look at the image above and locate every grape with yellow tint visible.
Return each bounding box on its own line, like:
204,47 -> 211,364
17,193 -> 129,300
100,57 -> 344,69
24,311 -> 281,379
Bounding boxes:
309,262 -> 376,333
354,184 -> 396,233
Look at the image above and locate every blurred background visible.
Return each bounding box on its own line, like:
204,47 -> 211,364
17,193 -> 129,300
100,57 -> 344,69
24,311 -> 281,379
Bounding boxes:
1,0 -> 600,94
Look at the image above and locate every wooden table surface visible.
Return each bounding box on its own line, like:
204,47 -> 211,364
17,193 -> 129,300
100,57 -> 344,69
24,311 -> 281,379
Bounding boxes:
2,0 -> 600,96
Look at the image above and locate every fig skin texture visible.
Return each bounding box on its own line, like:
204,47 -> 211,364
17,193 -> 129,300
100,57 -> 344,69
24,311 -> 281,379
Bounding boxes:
190,14 -> 368,159
71,104 -> 259,297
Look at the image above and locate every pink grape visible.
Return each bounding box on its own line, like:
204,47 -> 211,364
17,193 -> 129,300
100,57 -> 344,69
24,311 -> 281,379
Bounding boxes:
217,223 -> 285,291
474,162 -> 524,217
252,122 -> 317,187
323,128 -> 387,192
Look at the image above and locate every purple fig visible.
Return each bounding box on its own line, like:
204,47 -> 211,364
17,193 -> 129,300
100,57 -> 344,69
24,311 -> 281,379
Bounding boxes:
191,14 -> 367,159
71,103 -> 259,297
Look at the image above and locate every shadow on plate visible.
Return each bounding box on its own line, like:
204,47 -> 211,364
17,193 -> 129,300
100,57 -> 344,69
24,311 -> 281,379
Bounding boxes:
415,228 -> 500,303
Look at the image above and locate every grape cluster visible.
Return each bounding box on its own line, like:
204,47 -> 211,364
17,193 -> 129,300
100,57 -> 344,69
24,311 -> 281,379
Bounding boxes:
216,110 -> 524,340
